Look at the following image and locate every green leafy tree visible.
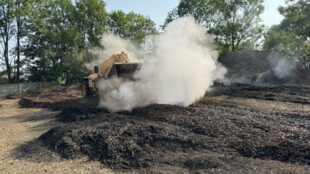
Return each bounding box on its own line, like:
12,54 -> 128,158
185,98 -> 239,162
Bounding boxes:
279,0 -> 310,43
72,0 -> 109,71
108,10 -> 157,44
22,0 -> 49,82
23,0 -> 108,84
264,25 -> 305,60
74,0 -> 108,48
13,0 -> 33,82
0,0 -> 15,83
164,0 -> 264,53
23,0 -> 83,83
20,0 -> 157,84
0,70 -> 8,84
264,0 -> 310,66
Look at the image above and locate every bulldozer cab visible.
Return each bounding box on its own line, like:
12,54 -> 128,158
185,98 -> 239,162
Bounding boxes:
82,52 -> 140,98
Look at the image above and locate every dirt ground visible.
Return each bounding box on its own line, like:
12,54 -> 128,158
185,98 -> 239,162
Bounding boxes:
1,83 -> 310,173
0,87 -> 113,174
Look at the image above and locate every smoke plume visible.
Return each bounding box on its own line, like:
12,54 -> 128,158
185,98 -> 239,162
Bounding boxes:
268,53 -> 297,79
97,16 -> 226,112
86,34 -> 140,70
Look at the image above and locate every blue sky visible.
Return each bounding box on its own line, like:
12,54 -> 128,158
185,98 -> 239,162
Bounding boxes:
105,0 -> 286,29
262,0 -> 286,27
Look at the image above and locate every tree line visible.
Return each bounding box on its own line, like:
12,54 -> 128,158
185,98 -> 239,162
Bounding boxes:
0,0 -> 157,84
0,0 -> 309,84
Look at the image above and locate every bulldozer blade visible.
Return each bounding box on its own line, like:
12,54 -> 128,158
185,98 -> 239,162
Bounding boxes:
108,63 -> 141,79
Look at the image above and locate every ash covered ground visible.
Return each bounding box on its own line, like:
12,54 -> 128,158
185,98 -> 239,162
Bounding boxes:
15,83 -> 310,173
14,51 -> 310,173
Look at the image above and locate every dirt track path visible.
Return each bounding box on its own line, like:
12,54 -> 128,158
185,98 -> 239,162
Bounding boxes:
0,99 -> 113,174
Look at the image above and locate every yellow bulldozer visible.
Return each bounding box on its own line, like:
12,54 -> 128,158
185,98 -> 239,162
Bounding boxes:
81,52 -> 140,98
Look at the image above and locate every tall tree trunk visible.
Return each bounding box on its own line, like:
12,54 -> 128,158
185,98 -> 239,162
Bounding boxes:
1,1 -> 14,83
16,14 -> 21,82
231,5 -> 237,52
4,37 -> 11,83
15,0 -> 22,83
232,35 -> 235,52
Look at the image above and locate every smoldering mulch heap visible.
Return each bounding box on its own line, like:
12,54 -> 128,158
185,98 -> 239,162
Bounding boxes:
14,50 -> 310,173
16,84 -> 310,173
218,50 -> 310,86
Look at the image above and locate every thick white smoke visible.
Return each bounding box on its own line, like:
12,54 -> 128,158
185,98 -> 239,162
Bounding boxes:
268,54 -> 297,79
86,34 -> 141,70
97,16 -> 226,112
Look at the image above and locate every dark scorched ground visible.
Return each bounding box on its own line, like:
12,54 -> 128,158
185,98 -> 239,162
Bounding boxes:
16,83 -> 310,173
